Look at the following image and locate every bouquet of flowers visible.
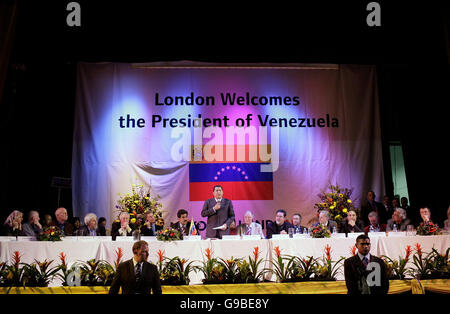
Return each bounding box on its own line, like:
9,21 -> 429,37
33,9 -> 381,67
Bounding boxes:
115,183 -> 164,232
156,227 -> 181,242
313,245 -> 345,281
382,245 -> 413,279
310,224 -> 331,238
38,226 -> 64,241
416,221 -> 441,236
314,184 -> 357,223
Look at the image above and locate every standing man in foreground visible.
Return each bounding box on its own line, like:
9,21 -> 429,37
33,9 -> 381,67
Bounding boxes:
109,240 -> 162,294
344,234 -> 389,294
201,185 -> 235,239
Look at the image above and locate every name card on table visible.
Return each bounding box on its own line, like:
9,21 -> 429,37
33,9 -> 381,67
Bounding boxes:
241,235 -> 262,240
141,236 -> 158,242
293,233 -> 310,239
62,236 -> 78,241
96,236 -> 112,241
367,232 -> 387,237
183,235 -> 202,241
115,236 -> 134,242
330,233 -> 346,239
78,236 -> 96,241
346,232 -> 365,239
221,235 -> 241,241
0,237 -> 19,241
16,236 -> 36,241
387,231 -> 407,237
271,234 -> 289,239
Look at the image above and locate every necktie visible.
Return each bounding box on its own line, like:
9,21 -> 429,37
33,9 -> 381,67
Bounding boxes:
362,256 -> 369,268
246,226 -> 252,235
181,225 -> 186,234
135,263 -> 142,282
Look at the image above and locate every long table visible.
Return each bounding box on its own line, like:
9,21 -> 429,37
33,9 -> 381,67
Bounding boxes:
1,234 -> 449,286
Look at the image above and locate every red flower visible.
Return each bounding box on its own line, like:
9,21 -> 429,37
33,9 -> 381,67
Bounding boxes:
205,248 -> 212,260
350,245 -> 357,256
169,233 -> 174,237
59,252 -> 67,266
115,247 -> 123,267
157,249 -> 165,263
415,243 -> 422,258
274,246 -> 281,258
405,245 -> 412,261
325,244 -> 332,261
12,251 -> 22,267
252,246 -> 260,260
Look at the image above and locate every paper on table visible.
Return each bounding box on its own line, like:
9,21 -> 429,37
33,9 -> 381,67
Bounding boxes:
213,226 -> 223,230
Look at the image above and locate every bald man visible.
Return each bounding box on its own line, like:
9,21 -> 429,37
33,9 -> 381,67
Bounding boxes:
51,207 -> 74,236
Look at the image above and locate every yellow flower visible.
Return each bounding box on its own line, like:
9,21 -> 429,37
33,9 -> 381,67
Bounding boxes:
339,193 -> 343,198
347,199 -> 352,203
145,197 -> 149,200
333,202 -> 336,207
51,232 -> 55,236
335,214 -> 342,220
342,208 -> 348,213
114,219 -> 120,223
130,218 -> 136,224
134,200 -> 139,203
329,206 -> 335,210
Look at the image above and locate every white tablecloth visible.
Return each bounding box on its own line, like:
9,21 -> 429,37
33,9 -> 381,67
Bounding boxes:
1,234 -> 449,286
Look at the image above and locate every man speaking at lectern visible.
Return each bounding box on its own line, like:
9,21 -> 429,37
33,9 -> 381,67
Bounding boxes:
201,185 -> 235,239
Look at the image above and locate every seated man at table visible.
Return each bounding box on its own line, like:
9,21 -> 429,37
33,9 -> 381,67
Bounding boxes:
291,213 -> 307,234
78,213 -> 105,236
416,206 -> 435,227
364,211 -> 386,233
266,209 -> 293,239
111,212 -> 135,240
339,210 -> 364,234
22,211 -> 43,237
344,234 -> 389,294
313,210 -> 338,233
237,210 -> 265,238
51,207 -> 74,236
386,208 -> 411,232
170,209 -> 191,237
109,240 -> 162,294
141,212 -> 163,236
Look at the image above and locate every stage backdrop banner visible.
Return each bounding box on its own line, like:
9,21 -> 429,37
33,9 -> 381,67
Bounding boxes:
72,62 -> 385,236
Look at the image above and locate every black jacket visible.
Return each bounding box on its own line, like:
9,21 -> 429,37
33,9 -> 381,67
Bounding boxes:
109,259 -> 162,294
265,221 -> 294,239
344,254 -> 389,295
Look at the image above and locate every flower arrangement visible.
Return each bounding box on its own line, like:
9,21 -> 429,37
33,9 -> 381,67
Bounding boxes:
38,226 -> 64,241
157,227 -> 181,242
314,184 -> 357,223
115,183 -> 164,232
313,245 -> 345,281
416,221 -> 441,236
243,246 -> 266,283
382,245 -> 413,279
409,243 -> 450,279
21,259 -> 59,287
310,224 -> 331,238
54,252 -> 78,286
193,248 -> 224,284
79,259 -> 115,286
156,249 -> 194,285
268,246 -> 291,282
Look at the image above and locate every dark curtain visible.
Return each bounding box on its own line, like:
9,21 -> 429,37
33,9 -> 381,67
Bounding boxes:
0,0 -> 17,104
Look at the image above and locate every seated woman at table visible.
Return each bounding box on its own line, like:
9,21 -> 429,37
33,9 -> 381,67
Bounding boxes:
236,211 -> 265,238
2,210 -> 26,236
339,210 -> 364,233
386,208 -> 411,231
444,206 -> 450,231
111,211 -> 134,240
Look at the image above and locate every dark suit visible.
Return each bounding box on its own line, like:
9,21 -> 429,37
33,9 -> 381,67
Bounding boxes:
344,254 -> 389,295
266,221 -> 294,239
201,198 -> 235,239
171,221 -> 192,237
141,223 -> 163,236
51,221 -> 74,236
111,221 -> 135,240
109,259 -> 162,294
361,200 -> 386,225
339,219 -> 364,234
77,225 -> 103,236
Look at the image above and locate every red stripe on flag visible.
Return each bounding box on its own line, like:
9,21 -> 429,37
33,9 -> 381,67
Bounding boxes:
189,181 -> 273,201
